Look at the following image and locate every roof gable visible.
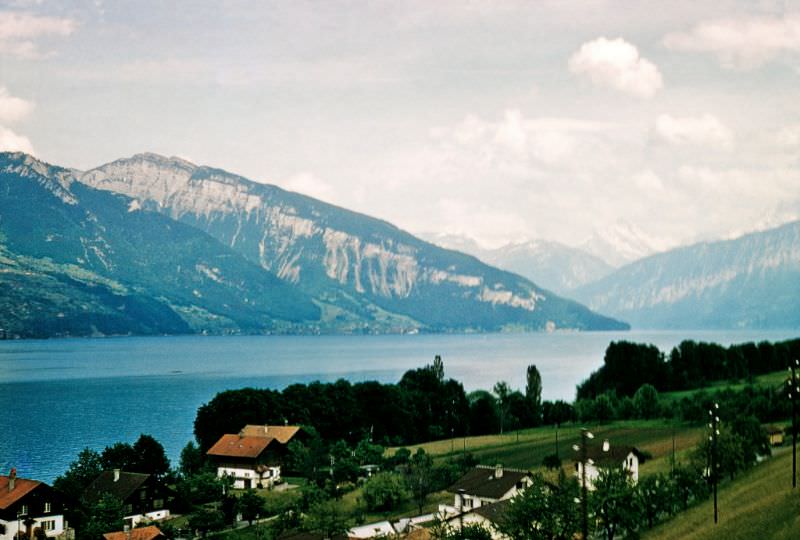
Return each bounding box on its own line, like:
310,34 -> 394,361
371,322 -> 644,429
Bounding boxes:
448,466 -> 530,500
104,525 -> 164,540
240,425 -> 302,444
0,476 -> 42,510
207,434 -> 274,459
579,445 -> 643,467
85,471 -> 150,503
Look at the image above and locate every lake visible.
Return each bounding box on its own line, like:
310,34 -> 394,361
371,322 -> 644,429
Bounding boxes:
1,329 -> 797,483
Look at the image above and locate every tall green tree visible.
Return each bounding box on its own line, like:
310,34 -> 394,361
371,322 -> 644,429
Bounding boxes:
132,434 -> 170,477
493,381 -> 512,434
633,384 -> 660,420
496,471 -> 579,540
526,364 -> 543,426
408,448 -> 434,513
361,472 -> 409,512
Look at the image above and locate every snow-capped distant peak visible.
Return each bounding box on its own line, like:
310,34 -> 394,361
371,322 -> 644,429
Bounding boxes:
579,221 -> 671,267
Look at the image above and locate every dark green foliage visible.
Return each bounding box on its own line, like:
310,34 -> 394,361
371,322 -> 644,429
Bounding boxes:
100,442 -> 138,471
238,490 -> 266,525
578,338 -> 800,399
591,468 -> 641,540
542,400 -> 575,425
187,508 -> 226,536
633,385 -> 659,420
526,364 -> 543,426
495,471 -> 579,540
542,454 -> 562,470
407,449 -> 434,513
174,472 -> 228,511
82,494 -> 125,540
132,434 -> 170,477
361,472 -> 409,511
179,441 -> 205,477
53,447 -> 103,502
303,500 -> 351,538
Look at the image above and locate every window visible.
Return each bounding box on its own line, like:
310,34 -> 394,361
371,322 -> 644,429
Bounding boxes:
42,520 -> 56,531
153,499 -> 164,510
19,505 -> 28,516
44,502 -> 52,513
124,504 -> 133,515
139,489 -> 147,500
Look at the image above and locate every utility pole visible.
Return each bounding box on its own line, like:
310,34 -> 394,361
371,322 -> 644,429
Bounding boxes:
708,403 -> 720,524
788,359 -> 799,489
574,428 -> 594,539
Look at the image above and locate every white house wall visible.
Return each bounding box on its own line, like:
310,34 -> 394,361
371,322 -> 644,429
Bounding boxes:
0,514 -> 65,539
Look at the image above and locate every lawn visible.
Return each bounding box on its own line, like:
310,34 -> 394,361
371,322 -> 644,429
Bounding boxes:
661,370 -> 789,403
644,446 -> 800,540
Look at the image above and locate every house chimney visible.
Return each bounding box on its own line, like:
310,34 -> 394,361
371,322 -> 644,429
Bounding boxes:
494,464 -> 503,479
8,468 -> 15,491
113,469 -> 121,482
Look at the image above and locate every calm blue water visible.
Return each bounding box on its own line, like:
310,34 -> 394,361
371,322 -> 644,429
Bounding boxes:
1,330 -> 797,483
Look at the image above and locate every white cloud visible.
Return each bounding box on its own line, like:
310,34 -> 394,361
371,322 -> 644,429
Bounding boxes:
0,125 -> 34,154
280,172 -> 334,202
664,14 -> 800,69
568,37 -> 663,98
0,86 -> 34,123
0,11 -> 76,58
775,124 -> 800,148
654,113 -> 733,149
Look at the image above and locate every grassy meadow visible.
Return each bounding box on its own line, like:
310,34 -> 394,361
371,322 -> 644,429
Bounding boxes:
645,446 -> 800,540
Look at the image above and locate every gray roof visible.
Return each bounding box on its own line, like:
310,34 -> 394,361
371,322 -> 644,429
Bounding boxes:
448,466 -> 530,500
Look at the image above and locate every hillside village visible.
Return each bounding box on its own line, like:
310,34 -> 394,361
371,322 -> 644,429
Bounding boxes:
3,339 -> 798,540
2,423 -> 657,540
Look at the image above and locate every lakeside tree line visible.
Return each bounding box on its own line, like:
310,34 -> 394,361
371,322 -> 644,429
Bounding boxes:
194,356 -> 547,452
577,338 -> 800,399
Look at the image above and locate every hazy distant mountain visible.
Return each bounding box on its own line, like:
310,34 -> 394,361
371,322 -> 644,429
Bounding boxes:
420,234 -> 613,294
572,221 -> 800,329
579,221 -> 669,267
71,152 -> 628,333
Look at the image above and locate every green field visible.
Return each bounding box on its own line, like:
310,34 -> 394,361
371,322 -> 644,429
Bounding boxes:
645,446 -> 800,540
389,420 -> 705,476
661,370 -> 788,403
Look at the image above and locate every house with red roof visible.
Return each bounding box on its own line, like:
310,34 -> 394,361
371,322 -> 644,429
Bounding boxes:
206,425 -> 303,489
103,525 -> 165,540
0,469 -> 67,539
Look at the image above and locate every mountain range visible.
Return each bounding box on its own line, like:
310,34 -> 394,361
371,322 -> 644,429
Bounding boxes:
421,234 -> 614,295
0,152 -> 627,338
572,221 -> 800,329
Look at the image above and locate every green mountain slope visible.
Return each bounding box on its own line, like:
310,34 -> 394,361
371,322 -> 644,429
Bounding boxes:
80,153 -> 628,332
0,152 -> 320,337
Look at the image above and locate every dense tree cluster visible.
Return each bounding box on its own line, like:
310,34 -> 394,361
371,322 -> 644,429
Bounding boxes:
577,338 -> 800,399
194,360 -> 546,452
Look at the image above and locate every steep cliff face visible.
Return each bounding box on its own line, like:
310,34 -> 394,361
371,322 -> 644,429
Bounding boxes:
0,152 -> 321,338
573,221 -> 800,329
80,153 -> 627,331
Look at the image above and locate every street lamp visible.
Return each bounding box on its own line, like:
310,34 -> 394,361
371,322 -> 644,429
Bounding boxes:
787,359 -> 799,489
573,428 -> 594,540
708,403 -> 720,524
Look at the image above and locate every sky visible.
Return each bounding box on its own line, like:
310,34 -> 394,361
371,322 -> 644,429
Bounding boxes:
1,0 -> 799,250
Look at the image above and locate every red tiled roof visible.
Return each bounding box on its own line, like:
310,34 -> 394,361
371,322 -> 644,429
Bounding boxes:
104,525 -> 164,540
207,434 -> 274,458
0,476 -> 41,510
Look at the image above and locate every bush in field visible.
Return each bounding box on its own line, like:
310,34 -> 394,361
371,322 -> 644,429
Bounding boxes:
362,472 -> 409,511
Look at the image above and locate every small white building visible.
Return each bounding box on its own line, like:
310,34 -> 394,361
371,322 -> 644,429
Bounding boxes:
574,445 -> 644,490
0,470 -> 67,539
